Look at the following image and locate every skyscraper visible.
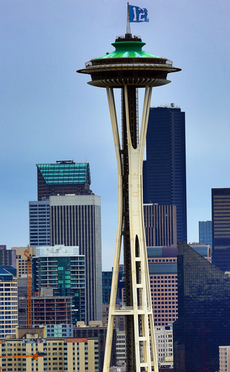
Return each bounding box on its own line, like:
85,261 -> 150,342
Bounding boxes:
144,204 -> 177,247
29,161 -> 102,323
174,241 -> 230,372
143,106 -> 187,243
32,245 -> 85,323
199,220 -> 212,252
212,188 -> 230,272
49,195 -> 102,322
148,246 -> 178,326
29,200 -> 50,246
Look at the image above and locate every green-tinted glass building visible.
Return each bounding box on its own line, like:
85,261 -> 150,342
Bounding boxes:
37,160 -> 92,200
32,245 -> 85,323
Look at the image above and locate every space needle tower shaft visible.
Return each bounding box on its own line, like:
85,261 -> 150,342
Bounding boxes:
78,24 -> 180,372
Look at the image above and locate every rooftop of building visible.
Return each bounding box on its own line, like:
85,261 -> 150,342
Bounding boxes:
35,245 -> 82,258
0,266 -> 17,280
36,161 -> 91,186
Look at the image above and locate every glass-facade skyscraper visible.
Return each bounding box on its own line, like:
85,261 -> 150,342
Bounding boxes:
143,106 -> 187,243
32,245 -> 85,323
199,220 -> 212,252
212,188 -> 230,272
37,161 -> 92,200
174,241 -> 230,372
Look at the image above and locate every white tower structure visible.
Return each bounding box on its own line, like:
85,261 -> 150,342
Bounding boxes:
78,23 -> 180,372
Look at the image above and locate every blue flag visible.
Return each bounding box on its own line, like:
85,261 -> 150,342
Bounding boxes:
128,5 -> 149,22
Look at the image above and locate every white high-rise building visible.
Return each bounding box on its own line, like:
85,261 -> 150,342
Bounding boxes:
155,325 -> 173,366
49,195 -> 102,323
0,267 -> 18,338
219,346 -> 230,372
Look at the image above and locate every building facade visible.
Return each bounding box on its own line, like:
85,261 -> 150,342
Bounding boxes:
212,188 -> 230,272
0,246 -> 16,267
143,106 -> 187,243
174,241 -> 230,372
148,247 -> 178,326
73,322 -> 116,372
219,346 -> 230,372
116,330 -> 126,366
199,220 -> 212,252
49,195 -> 102,322
0,327 -> 99,372
32,295 -> 73,326
0,266 -> 18,338
29,200 -> 50,247
189,243 -> 211,262
144,204 -> 177,247
32,245 -> 85,323
11,246 -> 36,277
46,324 -> 73,338
155,325 -> 173,365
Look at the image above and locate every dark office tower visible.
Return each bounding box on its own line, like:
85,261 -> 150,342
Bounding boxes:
37,160 -> 92,200
212,188 -> 230,272
174,241 -> 230,372
49,195 -> 102,323
143,106 -> 187,242
199,220 -> 212,252
144,204 -> 177,246
0,245 -> 16,267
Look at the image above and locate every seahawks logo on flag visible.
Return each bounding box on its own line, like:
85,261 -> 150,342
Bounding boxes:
128,5 -> 149,22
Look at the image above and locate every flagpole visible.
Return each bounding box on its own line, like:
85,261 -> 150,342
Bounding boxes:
126,2 -> 131,35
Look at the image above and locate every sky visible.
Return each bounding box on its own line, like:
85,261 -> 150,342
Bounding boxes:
1,0 -> 230,271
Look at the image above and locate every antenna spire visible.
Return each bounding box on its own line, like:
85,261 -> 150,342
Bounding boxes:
126,2 -> 131,35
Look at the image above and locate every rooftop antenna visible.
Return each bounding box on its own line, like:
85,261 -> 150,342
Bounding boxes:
126,2 -> 131,35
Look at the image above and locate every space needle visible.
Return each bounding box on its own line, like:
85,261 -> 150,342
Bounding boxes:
78,5 -> 181,371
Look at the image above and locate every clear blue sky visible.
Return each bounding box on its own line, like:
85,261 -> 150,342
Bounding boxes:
1,0 -> 230,270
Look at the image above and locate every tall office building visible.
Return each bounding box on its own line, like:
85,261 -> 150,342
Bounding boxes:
29,161 -> 102,322
174,241 -> 230,372
49,195 -> 102,322
29,200 -> 50,246
32,245 -> 85,323
37,160 -> 92,200
144,204 -> 177,246
212,188 -> 230,272
148,246 -> 178,326
143,106 -> 187,243
199,220 -> 212,252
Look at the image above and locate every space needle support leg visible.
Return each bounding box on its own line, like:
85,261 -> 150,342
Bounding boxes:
124,85 -> 158,372
102,87 -> 123,372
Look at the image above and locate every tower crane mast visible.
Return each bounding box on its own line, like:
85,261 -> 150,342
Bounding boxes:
24,246 -> 32,328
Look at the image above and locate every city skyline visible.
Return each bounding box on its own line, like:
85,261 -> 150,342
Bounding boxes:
1,1 -> 230,270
